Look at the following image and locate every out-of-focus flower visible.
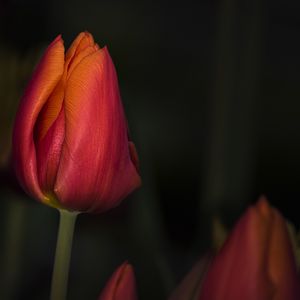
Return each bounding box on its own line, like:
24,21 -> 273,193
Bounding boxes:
13,32 -> 141,212
98,262 -> 138,300
199,197 -> 300,300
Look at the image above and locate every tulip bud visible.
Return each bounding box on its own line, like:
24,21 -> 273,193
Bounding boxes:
98,262 -> 138,300
13,32 -> 141,212
199,197 -> 300,300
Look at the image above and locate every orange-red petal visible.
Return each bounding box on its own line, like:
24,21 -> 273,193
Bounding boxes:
13,35 -> 64,201
199,198 -> 296,300
268,207 -> 300,299
98,262 -> 138,300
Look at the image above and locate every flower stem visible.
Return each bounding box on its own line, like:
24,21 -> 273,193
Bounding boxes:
50,209 -> 78,300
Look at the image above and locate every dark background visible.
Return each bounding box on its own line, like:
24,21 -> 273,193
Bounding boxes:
1,0 -> 300,299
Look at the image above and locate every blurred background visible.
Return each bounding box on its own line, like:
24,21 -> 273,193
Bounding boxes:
1,0 -> 300,299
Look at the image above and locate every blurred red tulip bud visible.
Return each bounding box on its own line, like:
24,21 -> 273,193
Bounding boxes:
13,32 -> 141,212
98,262 -> 138,300
199,197 -> 300,300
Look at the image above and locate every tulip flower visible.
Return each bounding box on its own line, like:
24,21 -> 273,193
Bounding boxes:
13,32 -> 141,213
98,262 -> 138,300
199,197 -> 300,300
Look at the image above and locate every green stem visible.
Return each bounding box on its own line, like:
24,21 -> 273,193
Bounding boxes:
50,209 -> 78,300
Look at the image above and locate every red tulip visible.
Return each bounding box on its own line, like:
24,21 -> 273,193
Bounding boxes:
13,32 -> 141,212
199,197 -> 300,300
98,262 -> 138,300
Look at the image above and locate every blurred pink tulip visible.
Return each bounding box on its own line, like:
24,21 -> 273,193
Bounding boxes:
199,197 -> 300,300
13,32 -> 141,212
98,262 -> 138,300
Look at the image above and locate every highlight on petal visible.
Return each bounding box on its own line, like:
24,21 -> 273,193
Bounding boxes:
199,197 -> 300,300
98,262 -> 138,300
13,35 -> 65,201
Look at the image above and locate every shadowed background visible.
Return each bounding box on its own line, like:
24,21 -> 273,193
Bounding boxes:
1,0 -> 300,299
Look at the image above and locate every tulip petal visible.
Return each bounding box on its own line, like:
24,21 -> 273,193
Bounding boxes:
54,47 -> 141,212
34,77 -> 65,141
65,31 -> 99,76
268,208 -> 300,300
65,31 -> 95,66
98,262 -> 138,300
13,35 -> 64,201
35,107 -> 65,208
199,198 -> 275,300
199,197 -> 300,300
35,32 -> 97,142
32,32 -> 100,208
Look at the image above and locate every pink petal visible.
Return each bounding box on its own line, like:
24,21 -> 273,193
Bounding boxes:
199,199 -> 275,300
13,35 -> 64,201
98,262 -> 138,300
54,47 -> 141,212
268,208 -> 300,300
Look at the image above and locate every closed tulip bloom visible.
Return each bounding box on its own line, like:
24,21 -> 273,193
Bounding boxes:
199,197 -> 300,300
98,262 -> 138,300
13,32 -> 141,212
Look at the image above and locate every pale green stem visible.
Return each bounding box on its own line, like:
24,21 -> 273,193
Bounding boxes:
50,209 -> 78,300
